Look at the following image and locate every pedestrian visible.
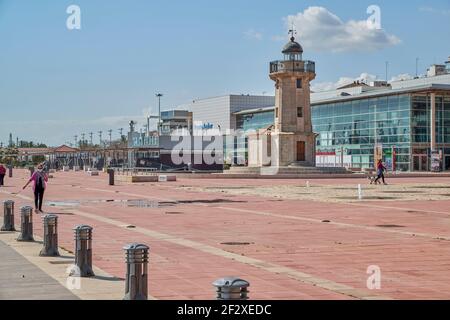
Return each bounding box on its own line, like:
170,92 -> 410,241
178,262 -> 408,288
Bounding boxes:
23,163 -> 48,213
373,159 -> 387,185
0,163 -> 6,187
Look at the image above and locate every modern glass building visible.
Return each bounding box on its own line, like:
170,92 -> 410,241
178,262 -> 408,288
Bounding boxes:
232,79 -> 450,171
312,92 -> 450,171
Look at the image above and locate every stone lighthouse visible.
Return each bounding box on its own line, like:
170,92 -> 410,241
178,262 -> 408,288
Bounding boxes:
248,31 -> 317,169
270,32 -> 316,167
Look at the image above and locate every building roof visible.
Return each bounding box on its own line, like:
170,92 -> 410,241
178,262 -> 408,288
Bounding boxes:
233,106 -> 275,115
51,145 -> 80,153
311,83 -> 450,105
233,83 -> 450,117
282,37 -> 303,54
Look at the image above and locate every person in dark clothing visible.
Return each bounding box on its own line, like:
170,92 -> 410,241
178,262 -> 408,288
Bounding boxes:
23,163 -> 48,213
374,159 -> 387,185
0,164 -> 6,187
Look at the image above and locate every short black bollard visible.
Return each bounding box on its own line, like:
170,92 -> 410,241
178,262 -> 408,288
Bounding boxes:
39,214 -> 60,257
107,169 -> 115,186
123,243 -> 149,300
17,206 -> 34,242
1,200 -> 16,231
8,165 -> 13,178
29,166 -> 34,177
72,225 -> 95,277
212,277 -> 250,300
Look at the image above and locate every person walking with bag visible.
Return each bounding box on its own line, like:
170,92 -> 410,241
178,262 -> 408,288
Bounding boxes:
23,163 -> 48,213
373,159 -> 387,185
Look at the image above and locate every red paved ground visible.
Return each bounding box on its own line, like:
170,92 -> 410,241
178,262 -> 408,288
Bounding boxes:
1,169 -> 450,300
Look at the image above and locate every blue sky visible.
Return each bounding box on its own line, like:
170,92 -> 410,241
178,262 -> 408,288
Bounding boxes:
1,0 -> 450,146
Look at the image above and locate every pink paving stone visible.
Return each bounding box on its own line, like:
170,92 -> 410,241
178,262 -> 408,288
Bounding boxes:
1,169 -> 450,300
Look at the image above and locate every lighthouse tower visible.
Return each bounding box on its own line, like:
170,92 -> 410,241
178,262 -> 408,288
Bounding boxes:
268,31 -> 317,167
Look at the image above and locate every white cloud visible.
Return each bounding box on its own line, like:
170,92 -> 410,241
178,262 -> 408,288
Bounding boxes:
311,72 -> 414,92
244,29 -> 263,40
280,6 -> 400,52
389,73 -> 414,82
312,73 -> 377,92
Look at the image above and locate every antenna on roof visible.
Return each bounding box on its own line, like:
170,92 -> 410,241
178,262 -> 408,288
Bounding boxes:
385,61 -> 389,82
416,57 -> 420,78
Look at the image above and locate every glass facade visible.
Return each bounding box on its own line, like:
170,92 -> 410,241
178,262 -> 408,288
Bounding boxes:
411,95 -> 450,144
231,93 -> 450,171
225,111 -> 275,165
312,94 -> 412,171
236,111 -> 274,132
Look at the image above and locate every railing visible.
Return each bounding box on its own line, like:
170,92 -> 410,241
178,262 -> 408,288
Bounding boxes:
270,60 -> 315,74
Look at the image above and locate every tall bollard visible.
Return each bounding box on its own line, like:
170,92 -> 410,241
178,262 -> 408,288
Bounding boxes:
107,169 -> 115,186
39,214 -> 60,257
123,243 -> 149,300
17,206 -> 34,242
1,200 -> 16,231
8,165 -> 13,178
213,277 -> 250,300
72,225 -> 95,277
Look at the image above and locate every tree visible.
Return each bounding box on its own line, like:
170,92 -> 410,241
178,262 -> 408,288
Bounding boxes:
0,147 -> 19,166
18,140 -> 48,148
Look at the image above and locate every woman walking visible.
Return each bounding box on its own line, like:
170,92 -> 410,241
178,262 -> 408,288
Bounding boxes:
23,163 -> 48,213
374,159 -> 387,185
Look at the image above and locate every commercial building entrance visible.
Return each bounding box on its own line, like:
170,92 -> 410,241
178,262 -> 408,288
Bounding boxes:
413,155 -> 429,171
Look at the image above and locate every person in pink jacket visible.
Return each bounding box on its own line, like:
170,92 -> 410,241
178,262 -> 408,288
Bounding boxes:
0,164 -> 6,187
23,163 -> 48,213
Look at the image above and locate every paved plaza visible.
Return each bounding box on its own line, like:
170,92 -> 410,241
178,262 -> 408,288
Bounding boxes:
1,169 -> 450,300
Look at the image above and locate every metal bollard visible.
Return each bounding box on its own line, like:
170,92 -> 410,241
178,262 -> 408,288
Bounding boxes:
72,225 -> 95,277
213,277 -> 250,300
8,165 -> 13,178
123,243 -> 149,300
107,169 -> 115,186
1,200 -> 16,231
39,214 -> 60,257
17,206 -> 34,242
29,166 -> 34,177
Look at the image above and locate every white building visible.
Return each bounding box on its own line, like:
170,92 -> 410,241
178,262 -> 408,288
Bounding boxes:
187,95 -> 275,135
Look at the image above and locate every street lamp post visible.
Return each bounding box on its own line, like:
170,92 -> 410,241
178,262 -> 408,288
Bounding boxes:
108,129 -> 112,146
156,93 -> 163,135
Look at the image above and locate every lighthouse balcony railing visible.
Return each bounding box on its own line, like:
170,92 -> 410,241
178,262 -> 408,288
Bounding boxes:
270,60 -> 315,74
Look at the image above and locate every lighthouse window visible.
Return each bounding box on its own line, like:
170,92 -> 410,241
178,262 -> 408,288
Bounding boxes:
297,106 -> 303,117
296,78 -> 302,89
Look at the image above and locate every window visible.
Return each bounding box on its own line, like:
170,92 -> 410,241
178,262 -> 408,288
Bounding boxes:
297,106 -> 303,117
297,78 -> 302,89
275,108 -> 279,118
